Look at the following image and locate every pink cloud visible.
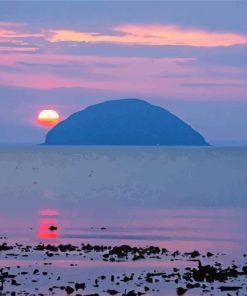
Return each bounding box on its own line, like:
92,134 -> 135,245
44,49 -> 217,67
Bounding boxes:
0,53 -> 246,101
0,21 -> 41,53
45,24 -> 247,47
0,21 -> 26,28
0,27 -> 42,39
0,46 -> 38,52
1,21 -> 247,54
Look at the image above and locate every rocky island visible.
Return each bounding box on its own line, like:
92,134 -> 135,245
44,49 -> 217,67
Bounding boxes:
43,99 -> 209,146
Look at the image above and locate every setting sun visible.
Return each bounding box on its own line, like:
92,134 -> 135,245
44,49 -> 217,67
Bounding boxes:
38,109 -> 60,127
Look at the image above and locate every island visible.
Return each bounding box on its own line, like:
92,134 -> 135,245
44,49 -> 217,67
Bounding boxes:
43,98 -> 209,146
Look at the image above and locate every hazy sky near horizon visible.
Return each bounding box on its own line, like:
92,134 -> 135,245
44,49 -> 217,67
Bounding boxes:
0,1 -> 247,144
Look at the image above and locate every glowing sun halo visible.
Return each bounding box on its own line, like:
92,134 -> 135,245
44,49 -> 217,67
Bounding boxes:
38,109 -> 60,127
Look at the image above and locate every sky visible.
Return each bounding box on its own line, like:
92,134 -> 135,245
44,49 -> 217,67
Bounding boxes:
0,0 -> 247,145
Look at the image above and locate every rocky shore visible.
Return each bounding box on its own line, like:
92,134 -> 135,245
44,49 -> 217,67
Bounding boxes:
1,241 -> 247,295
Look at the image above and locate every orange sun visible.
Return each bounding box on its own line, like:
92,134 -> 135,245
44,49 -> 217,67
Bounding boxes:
38,109 -> 60,127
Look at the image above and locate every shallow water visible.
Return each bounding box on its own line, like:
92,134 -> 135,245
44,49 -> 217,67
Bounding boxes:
1,207 -> 247,255
0,146 -> 247,295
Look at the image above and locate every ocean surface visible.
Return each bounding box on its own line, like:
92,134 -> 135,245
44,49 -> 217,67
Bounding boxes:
0,146 -> 247,295
0,146 -> 247,250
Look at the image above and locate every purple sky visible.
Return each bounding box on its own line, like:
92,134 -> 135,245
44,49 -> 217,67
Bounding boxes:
0,1 -> 247,145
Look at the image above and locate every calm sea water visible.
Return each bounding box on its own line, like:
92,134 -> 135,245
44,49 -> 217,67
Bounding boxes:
0,146 -> 246,252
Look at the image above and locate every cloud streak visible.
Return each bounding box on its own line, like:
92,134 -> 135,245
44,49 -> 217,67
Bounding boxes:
0,46 -> 38,52
0,28 -> 42,39
46,24 -> 247,47
0,21 -> 41,53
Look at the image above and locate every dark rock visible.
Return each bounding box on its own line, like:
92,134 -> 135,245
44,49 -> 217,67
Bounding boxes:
109,245 -> 132,258
11,279 -> 20,286
218,286 -> 242,291
242,266 -> 247,274
75,282 -> 85,290
123,290 -> 138,296
185,250 -> 200,258
186,283 -> 200,289
0,243 -> 13,251
107,289 -> 119,295
121,275 -> 133,282
133,254 -> 145,261
176,287 -> 187,295
65,286 -> 74,294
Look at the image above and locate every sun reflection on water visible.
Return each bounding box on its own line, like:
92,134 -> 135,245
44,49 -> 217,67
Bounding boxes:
37,208 -> 59,240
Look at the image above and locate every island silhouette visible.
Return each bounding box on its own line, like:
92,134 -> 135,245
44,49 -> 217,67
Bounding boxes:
43,99 -> 209,146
